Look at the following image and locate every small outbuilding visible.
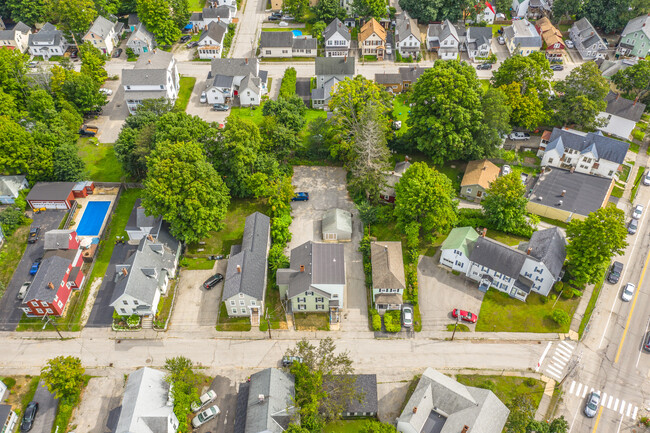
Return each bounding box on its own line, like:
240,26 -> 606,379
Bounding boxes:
322,208 -> 352,242
0,175 -> 28,204
26,182 -> 76,210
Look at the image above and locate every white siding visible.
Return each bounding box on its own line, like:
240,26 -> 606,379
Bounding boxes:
439,249 -> 471,272
597,113 -> 637,140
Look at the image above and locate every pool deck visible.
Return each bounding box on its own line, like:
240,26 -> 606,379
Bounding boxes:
70,190 -> 118,240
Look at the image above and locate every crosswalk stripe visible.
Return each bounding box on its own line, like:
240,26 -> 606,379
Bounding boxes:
576,383 -> 583,396
552,356 -> 567,367
547,364 -> 563,375
569,381 -> 576,394
556,347 -> 572,359
627,402 -> 632,417
614,398 -> 619,411
554,352 -> 570,363
620,400 -> 626,414
600,393 -> 607,406
607,395 -> 613,408
633,406 -> 638,419
560,340 -> 575,350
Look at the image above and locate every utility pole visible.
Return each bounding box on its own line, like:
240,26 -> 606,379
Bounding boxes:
42,312 -> 64,340
267,318 -> 272,339
451,317 -> 459,341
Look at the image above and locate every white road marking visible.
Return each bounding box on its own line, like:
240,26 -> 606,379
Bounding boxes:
637,316 -> 650,368
614,398 -> 620,411
552,356 -> 567,366
568,404 -> 581,433
583,386 -> 589,398
569,381 -> 576,394
575,383 -> 583,396
633,406 -> 639,419
556,347 -> 572,359
616,413 -> 624,433
620,400 -> 626,414
560,340 -> 575,350
608,395 -> 613,408
601,393 -> 607,406
536,341 -> 552,372
546,367 -> 562,379
627,402 -> 632,417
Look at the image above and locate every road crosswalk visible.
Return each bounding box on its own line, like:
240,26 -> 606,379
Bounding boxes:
567,380 -> 638,419
544,340 -> 575,380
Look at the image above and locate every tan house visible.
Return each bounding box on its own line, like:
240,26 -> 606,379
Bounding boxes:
461,160 -> 500,201
371,241 -> 406,313
359,18 -> 386,59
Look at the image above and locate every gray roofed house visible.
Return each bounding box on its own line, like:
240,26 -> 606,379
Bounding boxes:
126,22 -> 155,55
315,57 -> 355,76
569,17 -> 607,60
245,368 -> 296,433
597,58 -> 638,78
371,241 -> 405,311
260,31 -> 293,48
205,58 -> 268,106
426,20 -> 463,59
115,367 -> 179,433
0,404 -> 18,433
323,18 -> 351,57
197,20 -> 229,59
395,11 -> 421,57
323,18 -> 351,42
598,91 -> 647,139
465,26 -> 493,60
322,208 -> 352,242
503,19 -> 542,56
123,50 -> 180,114
381,160 -> 411,202
28,22 -> 69,60
396,367 -> 509,433
26,181 -> 75,204
260,32 -> 317,58
222,212 -> 271,323
83,16 -> 123,55
0,21 -> 32,52
519,227 -> 566,279
23,253 -> 75,303
125,198 -> 163,241
469,236 -> 529,280
311,57 -> 355,109
127,13 -> 140,31
323,374 -> 378,418
203,5 -> 231,20
44,229 -> 77,251
0,175 -> 28,204
199,20 -> 228,44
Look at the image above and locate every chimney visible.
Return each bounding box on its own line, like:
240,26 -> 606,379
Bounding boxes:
258,394 -> 265,403
147,234 -> 154,241
616,92 -> 620,100
561,189 -> 566,197
237,265 -> 241,273
405,155 -> 410,161
148,59 -> 151,64
412,407 -> 417,413
48,282 -> 54,289
300,265 -> 305,272
338,21 -> 341,28
481,228 -> 487,237
558,200 -> 563,206
570,167 -> 575,173
122,268 -> 128,276
526,247 -> 532,255
344,54 -> 347,62
634,95 -> 639,105
462,427 -> 469,433
245,57 -> 248,64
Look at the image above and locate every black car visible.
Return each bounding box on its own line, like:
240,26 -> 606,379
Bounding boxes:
186,41 -> 199,48
28,227 -> 40,244
476,63 -> 492,70
203,273 -> 224,290
112,48 -> 123,58
180,35 -> 191,43
212,103 -> 229,111
268,15 -> 281,20
20,401 -> 38,432
281,356 -> 303,367
607,261 -> 623,284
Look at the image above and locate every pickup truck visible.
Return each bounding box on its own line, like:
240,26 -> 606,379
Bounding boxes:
79,125 -> 99,136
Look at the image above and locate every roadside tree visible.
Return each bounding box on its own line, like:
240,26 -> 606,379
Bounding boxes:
612,59 -> 650,104
41,356 -> 85,400
137,0 -> 182,45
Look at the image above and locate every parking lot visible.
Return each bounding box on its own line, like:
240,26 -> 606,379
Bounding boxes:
195,375 -> 238,433
0,210 -> 66,331
185,78 -> 230,125
417,255 -> 484,331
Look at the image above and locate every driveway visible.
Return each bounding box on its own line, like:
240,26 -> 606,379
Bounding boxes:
185,78 -> 230,124
94,78 -> 129,144
195,375 -> 238,433
69,375 -> 123,433
169,262 -> 226,330
0,210 -> 66,331
295,77 -> 311,107
31,380 -> 58,433
417,255 -> 484,331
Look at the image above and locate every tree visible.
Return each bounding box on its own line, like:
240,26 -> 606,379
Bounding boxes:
0,116 -> 33,174
164,356 -> 199,433
526,416 -> 569,433
49,0 -> 98,37
262,95 -> 306,131
394,162 -> 457,238
551,309 -> 571,326
500,82 -> 547,130
137,0 -> 182,45
169,0 -> 191,29
552,0 -> 580,19
41,356 -> 85,400
283,0 -> 309,20
352,0 -> 386,19
553,62 -> 609,129
5,0 -> 48,26
311,20 -> 327,42
482,87 -> 511,136
0,48 -> 30,104
566,206 -> 628,285
360,420 -> 398,433
61,71 -> 106,113
79,41 -> 108,85
611,59 -> 650,103
506,395 -> 536,433
482,172 -> 530,234
314,0 -> 345,22
492,53 -> 552,97
52,142 -> 85,181
581,0 -> 632,33
398,0 -> 472,22
143,140 -> 230,243
406,61 -> 490,164
285,425 -> 311,433
27,89 -> 58,123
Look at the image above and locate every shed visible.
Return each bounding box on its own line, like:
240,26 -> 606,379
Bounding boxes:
322,208 -> 352,242
72,181 -> 95,198
26,182 -> 76,210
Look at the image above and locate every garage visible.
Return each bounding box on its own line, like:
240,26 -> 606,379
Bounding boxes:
26,182 -> 76,210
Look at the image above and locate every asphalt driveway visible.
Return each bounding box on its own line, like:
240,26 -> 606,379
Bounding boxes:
69,375 -> 123,433
31,380 -> 58,433
0,210 -> 66,331
93,79 -> 129,144
194,375 -> 238,433
295,78 -> 311,107
169,262 -> 225,330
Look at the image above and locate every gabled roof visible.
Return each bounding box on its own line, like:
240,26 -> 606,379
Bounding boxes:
123,51 -> 174,86
44,230 -> 75,250
399,66 -> 428,82
315,56 -> 355,76
260,31 -> 293,48
126,23 -> 154,46
199,20 -> 228,44
26,182 -> 74,202
441,226 -> 480,258
0,175 -> 26,197
323,374 -> 378,414
371,241 -> 406,290
128,13 -> 140,26
396,11 -> 420,43
245,368 -> 295,433
571,17 -> 605,48
546,127 -> 629,164
23,252 -> 76,303
519,227 -> 566,278
0,22 -> 31,41
604,91 -> 646,122
29,22 -> 64,46
125,199 -> 162,235
359,18 -> 385,42
467,26 -> 492,47
621,14 -> 650,39
292,36 -> 317,50
427,20 -> 460,42
209,57 -> 259,79
203,5 -> 231,19
536,17 -> 564,47
323,18 -> 350,42
506,19 -> 542,47
469,236 -> 529,279
239,73 -> 261,95
86,16 -> 117,39
461,159 -> 500,190
322,208 -> 352,237
277,241 -> 345,298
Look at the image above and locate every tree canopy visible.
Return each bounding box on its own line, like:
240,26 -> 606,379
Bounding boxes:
137,0 -> 183,45
482,172 -> 531,234
398,0 -> 473,22
580,0 -> 634,33
41,356 -> 85,400
611,59 -> 650,104
552,62 -> 609,129
352,0 -> 386,19
49,0 -> 98,37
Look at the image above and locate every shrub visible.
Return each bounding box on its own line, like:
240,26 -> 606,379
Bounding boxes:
479,380 -> 496,392
1,377 -> 16,389
524,377 -> 537,387
554,281 -> 564,293
631,128 -> 645,142
550,294 -> 557,300
371,312 -> 381,331
0,207 -> 27,236
561,289 -> 574,299
279,67 -> 297,99
268,243 -> 290,273
127,314 -> 140,327
551,309 -> 571,326
384,310 -> 402,332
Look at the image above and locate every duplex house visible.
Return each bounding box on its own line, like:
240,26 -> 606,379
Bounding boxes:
375,66 -> 427,93
381,160 -> 411,202
124,198 -> 162,242
617,14 -> 650,58
0,175 -> 28,204
460,159 -> 500,201
311,56 -> 355,109
126,23 -> 155,55
28,23 -> 69,60
371,241 -> 405,313
397,367 -> 509,433
259,32 -> 317,58
109,232 -> 180,318
115,368 -> 179,433
426,20 -> 462,60
205,57 -> 268,106
198,20 -> 229,59
536,17 -> 565,62
83,16 -> 123,56
465,26 -> 492,61
439,226 -> 480,273
503,19 -> 542,56
598,92 -> 647,140
189,6 -> 232,29
359,19 -> 386,60
222,212 -> 271,326
538,127 -> 629,179
395,12 -> 421,58
277,241 -> 345,321
244,369 -> 296,433
323,18 -> 350,57
0,22 -> 31,52
21,230 -> 84,316
569,18 -> 607,60
122,51 -> 180,114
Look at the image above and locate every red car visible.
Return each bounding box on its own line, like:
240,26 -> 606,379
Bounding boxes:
451,309 -> 478,323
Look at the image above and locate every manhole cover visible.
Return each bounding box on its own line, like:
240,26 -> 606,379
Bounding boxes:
145,357 -> 152,364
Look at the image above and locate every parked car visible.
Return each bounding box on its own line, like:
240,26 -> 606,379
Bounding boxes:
212,103 -> 229,111
476,62 -> 492,70
200,92 -> 207,103
281,15 -> 294,20
584,391 -> 600,418
28,227 -> 40,244
385,43 -> 392,55
271,11 -> 282,17
79,125 -> 99,137
402,306 -> 413,327
281,355 -> 303,367
633,204 -> 644,219
20,402 -> 38,432
607,261 -> 623,284
451,309 -> 478,323
27,61 -> 38,68
268,15 -> 281,20
84,108 -> 103,117
113,48 -> 123,58
497,36 -> 505,45
644,333 -> 650,351
186,41 -> 198,48
550,64 -> 564,71
501,165 -> 511,176
628,218 -> 639,235
17,282 -> 30,300
29,258 -> 42,276
508,132 -> 531,140
622,282 -> 635,302
99,88 -> 113,96
565,40 -> 574,49
192,405 -> 221,428
203,273 -> 223,290
644,171 -> 650,186
292,192 -> 309,201
278,20 -> 289,27
191,390 -> 217,412
180,35 -> 191,43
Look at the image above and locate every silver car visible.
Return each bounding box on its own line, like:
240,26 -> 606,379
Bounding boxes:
633,204 -> 644,220
192,405 -> 220,428
402,306 -> 413,327
584,391 -> 600,418
644,171 -> 650,186
191,389 -> 216,412
622,283 -> 635,302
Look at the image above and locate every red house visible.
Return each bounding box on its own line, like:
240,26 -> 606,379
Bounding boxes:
21,230 -> 84,317
72,181 -> 95,198
26,182 -> 76,210
535,17 -> 565,62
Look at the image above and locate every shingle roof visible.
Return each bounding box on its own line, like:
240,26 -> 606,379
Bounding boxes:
0,405 -> 13,429
292,36 -> 317,50
280,241 -> 345,298
467,26 -> 492,47
323,18 -> 350,42
200,20 -> 228,44
23,253 -> 75,303
203,5 -> 231,19
399,66 -> 428,82
209,57 -> 259,79
125,199 -> 163,234
359,18 -> 385,42
323,375 -> 378,414
604,91 -> 646,122
506,19 -> 542,47
123,51 -> 174,86
547,127 -> 629,164
441,227 -> 480,258
536,17 -> 563,47
239,73 -> 261,95
126,23 -> 154,47
245,368 -> 295,433
371,241 -> 406,290
0,22 -> 30,41
322,208 -> 352,239
44,230 -> 74,250
14,22 -> 30,34
26,182 -> 74,202
86,16 -> 116,39
571,17 -> 605,49
469,236 -> 529,279
29,23 -> 64,46
396,11 -> 420,44
0,175 -> 26,198
128,14 -> 140,26
427,20 -> 461,42
260,31 -> 293,48
315,56 -> 355,76
520,227 -> 566,278
461,159 -> 500,189
621,14 -> 650,39
375,72 -> 402,84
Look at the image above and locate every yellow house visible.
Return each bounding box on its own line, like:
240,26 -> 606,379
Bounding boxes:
359,19 -> 386,59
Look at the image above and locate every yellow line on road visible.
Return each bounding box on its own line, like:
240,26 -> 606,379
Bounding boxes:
591,407 -> 604,433
615,244 -> 650,363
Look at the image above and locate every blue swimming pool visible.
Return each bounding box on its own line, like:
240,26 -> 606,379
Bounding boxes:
292,30 -> 302,37
76,201 -> 110,236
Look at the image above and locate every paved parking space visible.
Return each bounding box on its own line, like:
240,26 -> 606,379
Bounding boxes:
0,210 -> 66,331
69,375 -> 123,433
195,375 -> 238,433
31,380 -> 58,433
417,255 -> 484,331
169,261 -> 225,330
94,79 -> 129,144
185,78 -> 229,124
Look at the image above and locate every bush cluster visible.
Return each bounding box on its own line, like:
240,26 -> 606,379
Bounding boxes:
383,310 -> 402,333
279,67 -> 297,99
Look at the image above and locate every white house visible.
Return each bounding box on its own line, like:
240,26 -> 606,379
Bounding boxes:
426,20 -> 462,60
371,241 -> 406,313
569,18 -> 607,60
395,12 -> 421,58
0,405 -> 18,433
214,0 -> 237,15
311,57 -> 355,109
259,31 -> 317,58
512,0 -> 529,17
82,16 -> 123,55
0,22 -> 31,52
197,20 -> 228,59
122,51 -> 180,114
28,23 -> 69,60
126,23 -> 155,55
465,26 -> 493,60
124,199 -> 162,242
439,226 -> 480,273
538,127 -> 630,179
475,2 -> 496,24
597,91 -> 647,140
189,6 -> 232,29
205,57 -> 268,106
504,19 -> 542,56
0,175 -> 28,205
323,18 -> 350,57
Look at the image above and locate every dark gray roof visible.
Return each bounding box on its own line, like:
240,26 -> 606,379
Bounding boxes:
126,23 -> 154,47
281,241 -> 345,298
128,14 -> 140,26
371,241 -> 405,290
469,236 -> 528,279
396,11 -> 419,43
222,212 -> 271,301
292,36 -> 317,50
26,182 -> 74,201
0,21 -> 30,40
239,73 -> 261,94
323,18 -> 350,42
203,5 -> 231,19
467,26 -> 492,46
399,66 -> 427,82
125,198 -> 162,234
86,16 -> 117,38
44,229 -> 75,250
209,57 -> 259,79
524,227 -> 566,278
427,20 -> 460,42
245,369 -> 295,433
375,72 -> 402,84
546,127 -> 629,164
190,12 -> 202,21
29,22 -> 65,46
212,74 -> 234,87
324,375 -> 377,414
315,57 -> 355,76
528,167 -> 613,217
260,31 -> 293,48
571,17 -> 605,48
506,19 -> 542,47
124,90 -> 168,100
14,22 -> 31,34
605,91 -> 646,122
0,405 -> 12,428
123,51 -> 174,86
23,253 -> 75,303
200,20 -> 228,44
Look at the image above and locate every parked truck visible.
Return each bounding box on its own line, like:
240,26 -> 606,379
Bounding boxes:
79,125 -> 99,137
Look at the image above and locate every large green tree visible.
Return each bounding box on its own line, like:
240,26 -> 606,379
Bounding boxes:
506,395 -> 536,433
41,356 -> 85,400
0,49 -> 30,104
49,0 -> 98,37
137,0 -> 182,45
314,0 -> 345,22
164,356 -> 200,433
394,162 -> 457,237
0,116 -> 33,174
79,41 -> 108,85
5,0 -> 48,26
566,206 -> 628,285
492,52 -> 552,98
611,59 -> 650,104
398,0 -> 475,22
283,0 -> 309,20
143,140 -> 230,243
481,86 -> 512,136
500,82 -> 547,130
482,172 -> 530,234
553,62 -> 609,129
552,0 -> 580,19
526,416 -> 569,433
169,0 -> 190,29
52,142 -> 85,181
581,0 -> 632,32
61,71 -> 106,113
352,0 -> 386,19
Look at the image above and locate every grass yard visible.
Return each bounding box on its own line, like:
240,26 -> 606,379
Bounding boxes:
629,141 -> 640,153
631,167 -> 645,200
446,323 -> 470,332
363,55 -> 378,62
484,229 -> 529,246
187,198 -> 269,255
294,312 -> 330,330
538,216 -> 569,229
188,0 -> 205,10
229,106 -> 265,126
77,138 -> 125,182
476,290 -> 579,333
174,76 -> 197,112
154,280 -> 176,328
456,375 -> 545,408
1,376 -> 40,417
216,302 -> 252,331
260,283 -> 287,331
324,420 -> 372,433
181,257 -> 217,270
611,185 -> 624,198
579,279 -> 603,338
619,164 -> 632,182
368,219 -> 442,259
392,95 -> 410,136
0,224 -> 31,291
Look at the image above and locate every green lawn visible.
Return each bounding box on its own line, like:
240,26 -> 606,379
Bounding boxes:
537,216 -> 569,229
629,141 -> 640,153
392,94 -> 410,136
324,420 -> 372,433
181,257 -> 217,270
484,229 -> 528,246
229,106 -> 265,125
174,76 -> 197,112
216,302 -> 252,331
260,282 -> 286,331
456,375 -> 545,408
77,138 -> 125,182
579,279 -> 603,338
294,312 -> 329,330
476,290 -> 580,333
0,224 -> 31,290
446,323 -> 470,332
188,0 -> 205,10
619,164 -> 632,182
52,376 -> 91,433
611,185 -> 624,198
363,55 -> 378,62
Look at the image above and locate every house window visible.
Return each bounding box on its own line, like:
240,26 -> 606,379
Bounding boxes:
466,187 -> 472,194
123,300 -> 128,305
316,305 -> 325,310
36,309 -> 43,314
265,50 -> 271,54
232,308 -> 237,314
608,170 -> 614,176
298,297 -> 306,303
297,304 -> 306,310
239,300 -> 245,306
548,158 -> 553,164
306,291 -> 314,296
315,297 -> 324,303
58,300 -> 63,308
241,308 -> 246,313
120,308 -> 127,314
239,293 -> 244,298
230,300 -> 235,306
46,309 -> 53,314
134,300 -> 139,305
251,300 -> 256,306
